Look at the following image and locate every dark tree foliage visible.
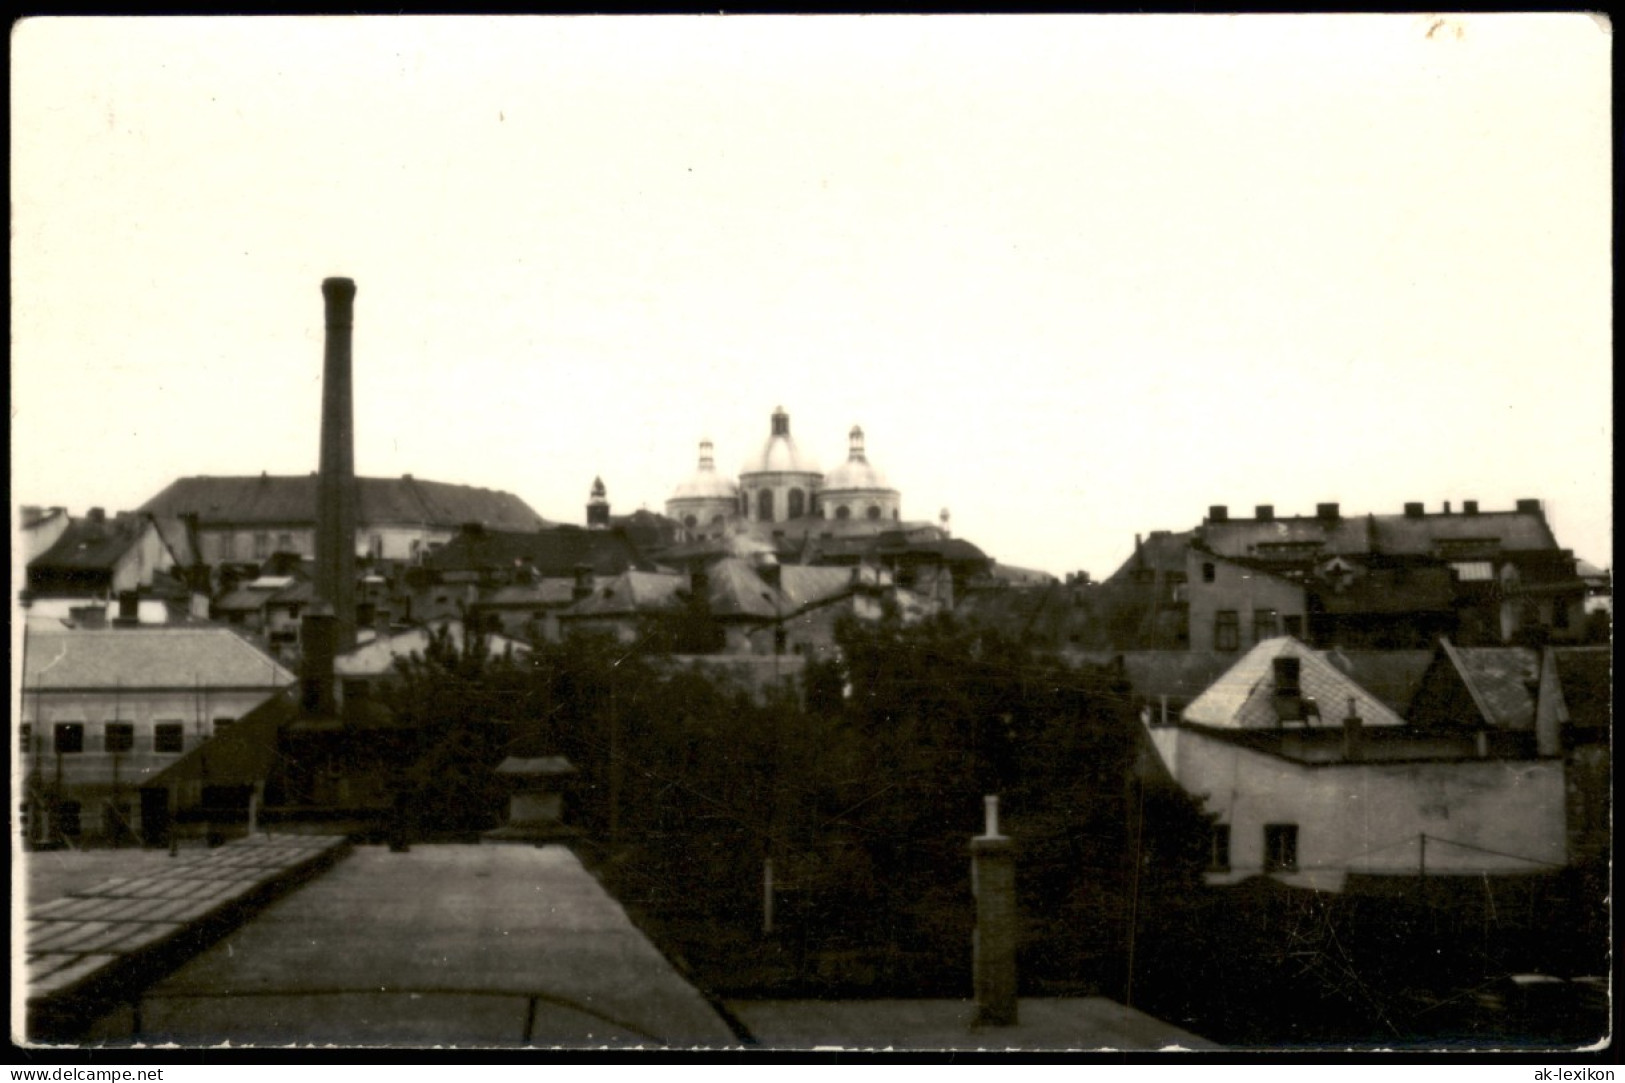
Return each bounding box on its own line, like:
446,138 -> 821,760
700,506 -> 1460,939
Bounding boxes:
378,610 -> 1213,1001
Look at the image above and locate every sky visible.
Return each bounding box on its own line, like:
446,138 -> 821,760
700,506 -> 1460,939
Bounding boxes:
11,14 -> 1613,579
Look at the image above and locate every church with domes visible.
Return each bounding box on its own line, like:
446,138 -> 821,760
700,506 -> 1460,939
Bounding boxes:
666,406 -> 904,544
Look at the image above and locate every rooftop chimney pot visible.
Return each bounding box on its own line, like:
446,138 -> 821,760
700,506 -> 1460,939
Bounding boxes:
1316,502 -> 1341,521
1463,500 -> 1479,515
1208,505 -> 1229,524
1255,505 -> 1275,522
1404,502 -> 1425,518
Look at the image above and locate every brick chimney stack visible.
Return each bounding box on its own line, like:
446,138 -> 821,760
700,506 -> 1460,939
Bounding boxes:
316,277 -> 358,650
970,794 -> 1018,1027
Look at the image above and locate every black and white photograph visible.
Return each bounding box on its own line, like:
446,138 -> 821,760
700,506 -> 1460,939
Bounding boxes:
10,14 -> 1612,1054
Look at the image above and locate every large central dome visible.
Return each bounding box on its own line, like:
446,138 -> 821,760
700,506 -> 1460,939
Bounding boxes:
740,406 -> 821,478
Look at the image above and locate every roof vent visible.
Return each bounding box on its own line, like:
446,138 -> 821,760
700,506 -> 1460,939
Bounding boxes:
1403,502 -> 1425,518
1463,500 -> 1479,515
1208,505 -> 1229,523
1255,505 -> 1274,522
1316,503 -> 1340,521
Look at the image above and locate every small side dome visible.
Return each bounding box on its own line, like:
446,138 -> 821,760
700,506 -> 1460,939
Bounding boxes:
670,439 -> 739,500
823,425 -> 891,492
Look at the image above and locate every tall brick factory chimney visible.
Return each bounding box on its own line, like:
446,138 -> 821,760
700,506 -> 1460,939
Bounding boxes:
316,277 -> 358,650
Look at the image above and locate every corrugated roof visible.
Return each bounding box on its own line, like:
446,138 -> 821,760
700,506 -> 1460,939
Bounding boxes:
1444,642 -> 1540,730
23,628 -> 296,690
1181,637 -> 1406,729
140,475 -> 547,531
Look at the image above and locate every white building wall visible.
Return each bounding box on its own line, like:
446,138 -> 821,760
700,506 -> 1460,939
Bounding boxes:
1150,724 -> 1567,892
19,686 -> 285,842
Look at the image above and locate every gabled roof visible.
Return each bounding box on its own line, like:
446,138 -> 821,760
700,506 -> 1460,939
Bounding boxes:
1439,640 -> 1540,730
28,513 -> 170,573
142,687 -> 295,790
1321,649 -> 1434,715
422,526 -> 652,577
140,475 -> 547,531
23,627 -> 296,691
1549,646 -> 1610,730
1072,651 -> 1239,705
705,559 -> 782,620
1182,636 -> 1406,729
335,619 -> 531,678
1105,530 -> 1196,583
776,565 -> 855,612
561,571 -> 688,619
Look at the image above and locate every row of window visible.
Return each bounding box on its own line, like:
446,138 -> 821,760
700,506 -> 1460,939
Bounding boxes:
20,719 -> 233,755
1209,823 -> 1298,872
221,533 -> 417,561
1212,610 -> 1303,650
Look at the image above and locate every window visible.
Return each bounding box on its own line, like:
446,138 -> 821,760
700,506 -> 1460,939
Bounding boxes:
1451,561 -> 1494,582
866,505 -> 881,520
277,532 -> 294,553
1264,824 -> 1298,872
1202,562 -> 1216,583
683,514 -> 698,529
1284,615 -> 1304,638
104,723 -> 135,753
213,717 -> 236,736
54,723 -> 85,755
220,533 -> 236,560
58,800 -> 82,838
757,489 -> 775,523
369,535 -> 384,559
1209,825 -> 1231,871
154,723 -> 185,754
20,723 -> 32,754
787,489 -> 806,520
835,505 -> 851,521
1553,599 -> 1571,630
1254,610 -> 1279,643
1215,610 -> 1239,651
254,532 -> 270,559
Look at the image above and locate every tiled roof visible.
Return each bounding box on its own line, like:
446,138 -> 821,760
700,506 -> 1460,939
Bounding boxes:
23,628 -> 296,690
705,559 -> 782,620
1321,649 -> 1434,714
1182,637 -> 1406,729
561,571 -> 688,618
29,514 -> 165,573
776,565 -> 855,612
1443,641 -> 1540,730
140,475 -> 547,531
481,581 -> 588,608
422,527 -> 651,576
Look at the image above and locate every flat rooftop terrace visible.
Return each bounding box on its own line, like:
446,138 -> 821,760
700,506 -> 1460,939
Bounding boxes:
90,844 -> 740,1047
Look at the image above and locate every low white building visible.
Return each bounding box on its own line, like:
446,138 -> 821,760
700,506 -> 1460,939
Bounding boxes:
20,626 -> 295,845
1145,637 -> 1568,893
